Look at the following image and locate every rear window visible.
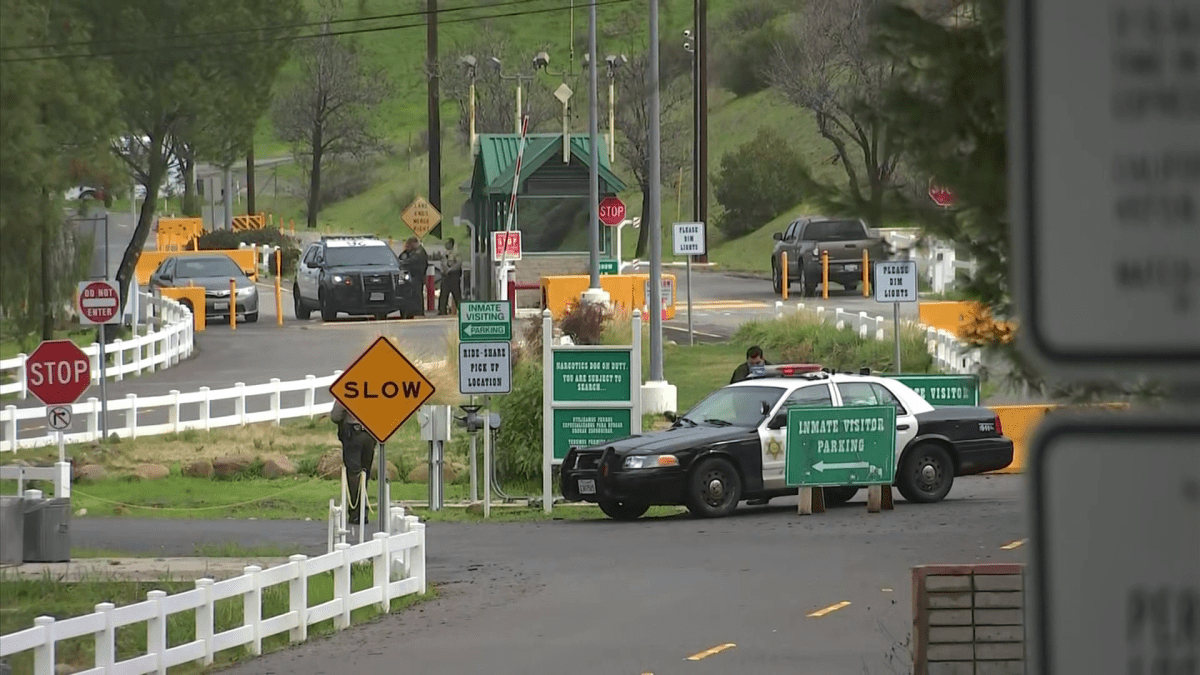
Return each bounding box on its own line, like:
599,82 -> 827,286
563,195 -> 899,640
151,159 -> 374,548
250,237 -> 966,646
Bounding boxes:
801,220 -> 867,241
176,257 -> 242,278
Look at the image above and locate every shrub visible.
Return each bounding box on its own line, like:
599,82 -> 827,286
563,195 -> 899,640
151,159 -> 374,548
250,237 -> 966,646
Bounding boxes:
495,359 -> 543,483
732,312 -> 934,374
713,128 -> 808,238
195,228 -> 303,276
559,301 -> 611,345
195,230 -> 242,250
715,25 -> 786,97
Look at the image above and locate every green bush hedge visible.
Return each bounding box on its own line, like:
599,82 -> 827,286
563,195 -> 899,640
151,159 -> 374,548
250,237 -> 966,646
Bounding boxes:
195,229 -> 302,276
732,312 -> 934,374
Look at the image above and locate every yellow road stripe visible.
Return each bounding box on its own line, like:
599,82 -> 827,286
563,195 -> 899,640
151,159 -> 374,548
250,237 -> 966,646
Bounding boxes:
684,643 -> 736,661
807,601 -> 852,618
1000,539 -> 1027,550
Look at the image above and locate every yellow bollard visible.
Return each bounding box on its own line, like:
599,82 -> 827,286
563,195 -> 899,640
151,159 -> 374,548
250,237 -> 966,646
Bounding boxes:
230,278 -> 237,330
822,251 -> 829,300
275,248 -> 283,327
781,252 -> 789,301
862,249 -> 870,297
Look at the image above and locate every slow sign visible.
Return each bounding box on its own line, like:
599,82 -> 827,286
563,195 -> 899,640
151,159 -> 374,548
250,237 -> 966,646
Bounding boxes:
329,336 -> 435,442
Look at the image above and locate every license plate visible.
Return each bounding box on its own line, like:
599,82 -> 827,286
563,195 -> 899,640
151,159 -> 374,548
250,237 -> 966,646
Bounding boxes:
370,292 -> 384,301
214,301 -> 228,310
845,264 -> 858,271
578,479 -> 596,495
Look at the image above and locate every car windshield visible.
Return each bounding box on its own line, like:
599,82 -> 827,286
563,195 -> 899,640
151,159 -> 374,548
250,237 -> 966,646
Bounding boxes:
175,257 -> 242,278
324,245 -> 398,267
680,385 -> 786,428
802,220 -> 866,241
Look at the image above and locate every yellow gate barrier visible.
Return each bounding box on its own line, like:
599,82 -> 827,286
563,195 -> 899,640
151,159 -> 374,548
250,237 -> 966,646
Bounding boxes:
159,287 -> 207,331
156,217 -> 204,251
986,402 -> 1130,474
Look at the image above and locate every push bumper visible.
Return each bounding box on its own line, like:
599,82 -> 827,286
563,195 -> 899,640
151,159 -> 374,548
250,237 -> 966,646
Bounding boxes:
955,437 -> 1016,475
560,450 -> 687,505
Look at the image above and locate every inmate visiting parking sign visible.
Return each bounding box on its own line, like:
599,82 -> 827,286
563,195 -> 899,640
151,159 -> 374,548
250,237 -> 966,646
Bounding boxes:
329,336 -> 435,442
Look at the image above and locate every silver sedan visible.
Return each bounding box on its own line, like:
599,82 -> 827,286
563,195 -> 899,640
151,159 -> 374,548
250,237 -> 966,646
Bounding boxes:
148,254 -> 260,322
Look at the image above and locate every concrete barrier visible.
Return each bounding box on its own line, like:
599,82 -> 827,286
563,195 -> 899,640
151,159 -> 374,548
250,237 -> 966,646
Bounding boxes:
136,248 -> 259,285
155,217 -> 204,251
919,301 -> 1015,343
912,563 -> 1026,675
985,403 -> 1129,474
540,274 -> 677,320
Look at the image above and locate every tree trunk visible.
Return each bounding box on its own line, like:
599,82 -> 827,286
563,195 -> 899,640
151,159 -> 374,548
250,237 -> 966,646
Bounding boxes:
245,143 -> 256,215
39,190 -> 53,340
115,136 -> 167,309
634,184 -> 651,259
307,126 -> 323,229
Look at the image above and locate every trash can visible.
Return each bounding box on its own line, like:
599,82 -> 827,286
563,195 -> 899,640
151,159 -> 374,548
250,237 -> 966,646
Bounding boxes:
23,495 -> 71,562
0,496 -> 24,565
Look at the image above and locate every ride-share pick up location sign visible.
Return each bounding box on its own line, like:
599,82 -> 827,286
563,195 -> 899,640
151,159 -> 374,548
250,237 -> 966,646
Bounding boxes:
785,405 -> 897,487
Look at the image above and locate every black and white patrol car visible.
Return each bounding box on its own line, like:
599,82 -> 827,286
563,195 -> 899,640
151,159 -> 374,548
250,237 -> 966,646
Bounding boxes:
560,366 -> 1014,520
293,235 -> 424,321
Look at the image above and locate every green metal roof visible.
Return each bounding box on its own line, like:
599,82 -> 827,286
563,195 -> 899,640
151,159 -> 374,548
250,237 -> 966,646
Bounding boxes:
472,133 -> 628,196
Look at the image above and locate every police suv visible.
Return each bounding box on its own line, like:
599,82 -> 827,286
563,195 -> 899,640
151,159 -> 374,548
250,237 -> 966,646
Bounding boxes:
293,235 -> 424,321
560,365 -> 1015,520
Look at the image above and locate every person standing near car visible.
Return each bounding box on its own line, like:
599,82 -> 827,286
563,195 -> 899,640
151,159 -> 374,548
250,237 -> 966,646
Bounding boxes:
730,345 -> 771,383
399,237 -> 430,313
330,399 -> 376,525
437,237 -> 462,315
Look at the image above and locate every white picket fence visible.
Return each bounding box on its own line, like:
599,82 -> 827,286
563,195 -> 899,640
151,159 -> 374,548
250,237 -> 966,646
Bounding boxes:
0,292 -> 195,400
774,301 -> 983,375
0,507 -> 426,675
2,371 -> 344,452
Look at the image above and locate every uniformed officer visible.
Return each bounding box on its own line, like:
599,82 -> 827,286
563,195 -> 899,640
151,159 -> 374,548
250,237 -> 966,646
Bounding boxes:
437,237 -> 462,315
330,399 -> 376,525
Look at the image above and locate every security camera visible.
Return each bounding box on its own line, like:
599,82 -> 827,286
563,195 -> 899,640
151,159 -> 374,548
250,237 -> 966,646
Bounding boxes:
684,41 -> 694,52
533,51 -> 550,69
683,29 -> 693,38
459,54 -> 477,68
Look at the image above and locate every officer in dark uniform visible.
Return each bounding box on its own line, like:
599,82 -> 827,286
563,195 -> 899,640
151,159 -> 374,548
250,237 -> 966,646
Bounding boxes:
330,399 -> 376,525
399,237 -> 430,313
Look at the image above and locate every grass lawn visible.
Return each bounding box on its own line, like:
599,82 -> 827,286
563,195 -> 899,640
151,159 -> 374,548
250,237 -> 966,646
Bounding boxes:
0,568 -> 435,674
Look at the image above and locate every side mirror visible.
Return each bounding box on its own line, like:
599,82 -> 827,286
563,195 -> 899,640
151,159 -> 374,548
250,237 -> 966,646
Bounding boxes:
760,401 -> 771,415
772,232 -> 783,241
306,260 -> 319,268
767,412 -> 787,430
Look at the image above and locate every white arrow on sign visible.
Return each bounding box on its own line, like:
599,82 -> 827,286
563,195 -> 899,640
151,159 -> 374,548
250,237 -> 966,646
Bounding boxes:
812,460 -> 872,472
465,325 -> 504,336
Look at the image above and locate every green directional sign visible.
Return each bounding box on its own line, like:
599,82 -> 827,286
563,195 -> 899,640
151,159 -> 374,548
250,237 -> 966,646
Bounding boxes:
459,301 -> 512,342
785,405 -> 897,487
552,349 -> 632,402
599,259 -> 619,275
552,407 -> 632,460
890,374 -> 980,407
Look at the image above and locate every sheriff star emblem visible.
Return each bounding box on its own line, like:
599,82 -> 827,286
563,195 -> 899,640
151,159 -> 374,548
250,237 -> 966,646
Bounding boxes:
767,438 -> 782,460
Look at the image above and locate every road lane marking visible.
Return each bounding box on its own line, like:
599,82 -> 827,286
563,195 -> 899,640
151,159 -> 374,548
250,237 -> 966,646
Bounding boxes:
1000,539 -> 1027,550
807,601 -> 851,617
685,643 -> 736,661
315,317 -> 455,328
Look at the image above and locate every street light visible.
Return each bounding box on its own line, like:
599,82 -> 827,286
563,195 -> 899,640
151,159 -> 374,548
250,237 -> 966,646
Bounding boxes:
490,56 -> 537,134
582,53 -> 626,161
532,51 -> 575,162
460,55 -> 478,151
683,30 -> 700,225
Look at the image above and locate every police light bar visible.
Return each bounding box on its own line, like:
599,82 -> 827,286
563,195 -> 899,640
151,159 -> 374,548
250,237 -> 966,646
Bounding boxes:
753,363 -> 824,378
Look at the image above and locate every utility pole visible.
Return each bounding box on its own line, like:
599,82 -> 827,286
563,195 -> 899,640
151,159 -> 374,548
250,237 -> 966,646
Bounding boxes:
580,0 -> 609,306
223,166 -> 233,230
697,0 -> 709,263
648,0 -> 663,382
427,0 -> 443,239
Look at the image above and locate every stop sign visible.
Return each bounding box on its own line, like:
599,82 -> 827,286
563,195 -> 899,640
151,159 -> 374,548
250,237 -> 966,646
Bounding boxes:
598,196 -> 626,226
928,180 -> 956,208
26,340 -> 92,406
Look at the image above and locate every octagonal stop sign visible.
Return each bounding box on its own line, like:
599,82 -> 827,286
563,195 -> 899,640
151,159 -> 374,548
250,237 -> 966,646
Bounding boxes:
598,196 -> 626,226
26,339 -> 92,406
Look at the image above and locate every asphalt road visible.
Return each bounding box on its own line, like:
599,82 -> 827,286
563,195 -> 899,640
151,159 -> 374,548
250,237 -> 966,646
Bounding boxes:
73,474 -> 1028,674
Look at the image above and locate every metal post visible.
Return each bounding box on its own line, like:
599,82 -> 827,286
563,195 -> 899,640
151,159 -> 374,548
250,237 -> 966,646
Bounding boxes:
469,433 -> 478,503
377,441 -> 386,533
893,301 -> 902,374
686,254 -> 694,345
98,323 -> 108,439
469,79 -> 477,150
223,167 -> 233,230
104,213 -> 110,280
586,0 -> 601,291
648,0 -> 664,381
515,82 -> 522,134
57,430 -> 65,465
483,395 -> 492,518
608,77 -> 616,161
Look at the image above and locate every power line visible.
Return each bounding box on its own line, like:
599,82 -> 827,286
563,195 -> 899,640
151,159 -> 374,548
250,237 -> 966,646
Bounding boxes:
0,0 -> 549,53
0,0 -> 622,64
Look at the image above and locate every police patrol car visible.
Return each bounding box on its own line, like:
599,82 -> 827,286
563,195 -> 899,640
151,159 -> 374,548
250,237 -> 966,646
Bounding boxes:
560,365 -> 1015,520
293,235 -> 424,321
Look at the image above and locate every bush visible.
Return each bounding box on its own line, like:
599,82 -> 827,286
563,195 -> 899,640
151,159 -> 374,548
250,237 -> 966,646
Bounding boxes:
559,301 -> 612,345
495,359 -> 543,483
732,312 -> 934,374
195,228 -> 303,276
713,128 -> 808,239
715,25 -> 786,97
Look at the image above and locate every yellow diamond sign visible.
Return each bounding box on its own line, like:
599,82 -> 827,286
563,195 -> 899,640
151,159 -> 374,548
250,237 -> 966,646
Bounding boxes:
329,336 -> 436,443
401,195 -> 441,240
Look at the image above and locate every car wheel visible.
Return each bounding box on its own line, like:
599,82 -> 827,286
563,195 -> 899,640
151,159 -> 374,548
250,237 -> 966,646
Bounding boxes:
799,268 -> 815,297
245,311 -> 259,323
598,499 -> 650,521
823,486 -> 859,507
685,456 -> 742,518
897,443 -> 955,503
293,286 -> 311,320
319,291 -> 336,322
771,260 -> 783,294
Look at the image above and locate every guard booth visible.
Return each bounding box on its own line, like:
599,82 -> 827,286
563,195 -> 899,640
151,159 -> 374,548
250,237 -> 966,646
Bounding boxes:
463,133 -> 629,303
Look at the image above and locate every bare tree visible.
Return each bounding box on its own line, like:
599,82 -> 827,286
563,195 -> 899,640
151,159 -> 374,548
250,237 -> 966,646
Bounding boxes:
272,7 -> 391,228
767,0 -> 912,227
614,49 -> 690,259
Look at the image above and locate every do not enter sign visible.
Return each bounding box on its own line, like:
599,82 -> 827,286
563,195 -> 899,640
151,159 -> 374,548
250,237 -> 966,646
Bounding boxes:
77,280 -> 121,325
26,339 -> 92,406
329,336 -> 436,442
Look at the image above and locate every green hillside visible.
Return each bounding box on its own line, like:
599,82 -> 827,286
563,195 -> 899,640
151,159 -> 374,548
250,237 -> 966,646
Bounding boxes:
252,0 -> 845,271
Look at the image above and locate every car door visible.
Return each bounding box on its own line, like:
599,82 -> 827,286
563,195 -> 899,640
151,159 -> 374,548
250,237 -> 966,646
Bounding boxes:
298,244 -> 320,301
150,258 -> 175,290
782,222 -> 800,278
833,382 -> 919,473
759,382 -> 835,490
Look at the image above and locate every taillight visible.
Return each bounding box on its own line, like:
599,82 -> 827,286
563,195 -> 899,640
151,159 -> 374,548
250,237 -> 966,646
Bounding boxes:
994,414 -> 1003,436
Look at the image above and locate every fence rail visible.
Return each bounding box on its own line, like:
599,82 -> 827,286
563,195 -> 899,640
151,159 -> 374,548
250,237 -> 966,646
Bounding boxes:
777,301 -> 982,375
0,507 -> 426,675
0,292 -> 195,400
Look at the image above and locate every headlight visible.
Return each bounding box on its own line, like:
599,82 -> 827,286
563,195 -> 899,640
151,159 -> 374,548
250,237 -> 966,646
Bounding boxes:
623,454 -> 679,469
332,274 -> 346,283
236,286 -> 255,297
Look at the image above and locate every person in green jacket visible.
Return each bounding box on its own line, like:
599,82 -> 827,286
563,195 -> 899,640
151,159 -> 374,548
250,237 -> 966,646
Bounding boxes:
730,345 -> 770,384
330,399 -> 376,525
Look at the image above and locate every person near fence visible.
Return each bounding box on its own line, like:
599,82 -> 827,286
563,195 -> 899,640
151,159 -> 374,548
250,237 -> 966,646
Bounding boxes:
330,399 -> 376,525
437,237 -> 462,315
